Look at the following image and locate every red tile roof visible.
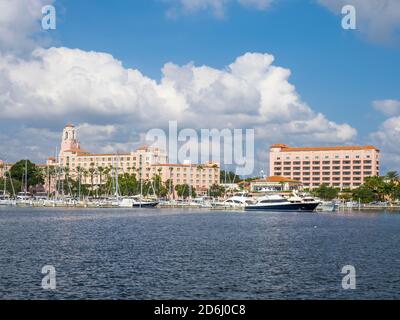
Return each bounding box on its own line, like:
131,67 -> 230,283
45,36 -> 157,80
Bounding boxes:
253,176 -> 301,183
271,145 -> 379,152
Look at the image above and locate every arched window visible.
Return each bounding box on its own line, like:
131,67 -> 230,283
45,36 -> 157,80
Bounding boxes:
65,132 -> 69,140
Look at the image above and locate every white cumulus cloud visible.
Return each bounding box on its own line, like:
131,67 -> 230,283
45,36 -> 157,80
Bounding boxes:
0,47 -> 357,173
0,0 -> 54,53
373,99 -> 400,116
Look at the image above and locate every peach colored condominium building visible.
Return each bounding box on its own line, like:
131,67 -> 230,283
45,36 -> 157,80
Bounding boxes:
47,124 -> 220,194
269,144 -> 380,190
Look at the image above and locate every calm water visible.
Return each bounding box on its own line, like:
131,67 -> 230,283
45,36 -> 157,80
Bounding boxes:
0,207 -> 400,300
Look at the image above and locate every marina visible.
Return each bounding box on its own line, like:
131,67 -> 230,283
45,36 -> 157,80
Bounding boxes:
1,206 -> 400,300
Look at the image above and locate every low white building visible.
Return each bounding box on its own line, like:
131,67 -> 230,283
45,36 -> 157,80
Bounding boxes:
250,176 -> 303,192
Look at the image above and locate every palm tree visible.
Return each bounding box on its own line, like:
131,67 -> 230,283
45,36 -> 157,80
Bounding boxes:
82,169 -> 89,196
88,163 -> 96,196
386,171 -> 399,183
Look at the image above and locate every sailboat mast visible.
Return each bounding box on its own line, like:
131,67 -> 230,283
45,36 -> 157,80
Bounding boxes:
116,155 -> 119,200
24,159 -> 28,194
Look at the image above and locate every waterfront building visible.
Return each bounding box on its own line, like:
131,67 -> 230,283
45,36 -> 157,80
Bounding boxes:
46,124 -> 220,194
269,144 -> 380,190
250,176 -> 303,192
0,160 -> 13,179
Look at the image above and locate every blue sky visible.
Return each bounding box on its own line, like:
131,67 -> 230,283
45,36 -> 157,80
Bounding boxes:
52,0 -> 399,137
0,0 -> 399,174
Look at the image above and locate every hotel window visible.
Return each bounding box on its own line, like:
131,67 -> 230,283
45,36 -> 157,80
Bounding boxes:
313,161 -> 320,165
303,167 -> 310,171
343,161 -> 351,164
303,172 -> 310,176
284,172 -> 291,176
364,166 -> 372,170
333,161 -> 340,164
333,177 -> 340,181
323,177 -> 330,181
333,172 -> 340,176
323,172 -> 330,175
323,161 -> 330,164
324,156 -> 329,159
293,161 -> 301,165
293,172 -> 300,176
343,166 -> 351,170
274,162 -> 281,165
284,167 -> 291,170
284,161 -> 291,165
343,177 -> 351,181
277,157 -> 281,160
364,171 -> 372,175
333,166 -> 340,170
335,155 -> 339,159
356,155 -> 360,159
354,177 -> 361,181
293,167 -> 301,171
353,160 -> 361,164
333,183 -> 340,186
343,172 -> 351,175
322,166 -> 330,170
345,155 -> 350,159
312,167 -> 320,170
303,177 -> 310,181
303,161 -> 310,165
354,172 -> 361,175
313,172 -> 320,176
364,160 -> 372,164
274,167 -> 281,171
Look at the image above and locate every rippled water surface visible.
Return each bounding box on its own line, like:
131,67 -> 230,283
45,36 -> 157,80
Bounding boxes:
1,207 -> 400,299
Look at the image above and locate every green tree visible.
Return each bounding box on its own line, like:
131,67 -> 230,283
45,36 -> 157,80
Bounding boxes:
364,176 -> 387,201
10,160 -> 44,189
0,176 -> 21,196
352,185 -> 376,203
313,184 -> 339,200
175,184 -> 196,199
220,170 -> 241,183
385,171 -> 399,182
208,184 -> 225,198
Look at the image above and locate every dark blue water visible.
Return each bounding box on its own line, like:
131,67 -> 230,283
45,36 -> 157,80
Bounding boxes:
0,207 -> 400,299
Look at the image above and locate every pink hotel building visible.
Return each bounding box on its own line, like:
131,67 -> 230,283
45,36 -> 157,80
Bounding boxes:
269,144 -> 380,189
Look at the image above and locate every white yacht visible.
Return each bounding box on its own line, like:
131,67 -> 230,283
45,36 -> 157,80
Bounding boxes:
213,192 -> 255,208
0,194 -> 16,206
245,194 -> 319,212
116,196 -> 159,208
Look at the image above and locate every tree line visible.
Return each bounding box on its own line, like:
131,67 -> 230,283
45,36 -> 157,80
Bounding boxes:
312,171 -> 400,203
0,160 -> 225,199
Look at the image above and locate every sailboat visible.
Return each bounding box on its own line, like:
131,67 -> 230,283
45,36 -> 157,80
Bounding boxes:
16,160 -> 33,205
111,155 -> 159,208
0,173 -> 16,206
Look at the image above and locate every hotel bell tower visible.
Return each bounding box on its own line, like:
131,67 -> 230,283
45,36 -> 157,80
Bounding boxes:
60,124 -> 81,153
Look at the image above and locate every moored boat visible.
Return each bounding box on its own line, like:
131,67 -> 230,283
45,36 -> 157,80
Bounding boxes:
245,194 -> 319,212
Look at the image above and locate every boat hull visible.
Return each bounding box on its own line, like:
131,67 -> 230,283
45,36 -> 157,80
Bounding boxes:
132,202 -> 159,208
245,202 -> 319,212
